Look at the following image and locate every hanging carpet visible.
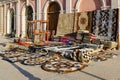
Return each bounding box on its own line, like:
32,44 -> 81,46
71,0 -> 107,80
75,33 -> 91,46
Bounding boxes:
92,9 -> 118,41
56,13 -> 74,35
74,12 -> 92,32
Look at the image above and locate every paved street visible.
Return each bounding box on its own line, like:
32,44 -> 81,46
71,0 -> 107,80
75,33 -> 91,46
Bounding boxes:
0,36 -> 120,80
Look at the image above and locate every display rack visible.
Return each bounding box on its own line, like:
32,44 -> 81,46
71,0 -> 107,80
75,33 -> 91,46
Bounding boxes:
26,20 -> 49,43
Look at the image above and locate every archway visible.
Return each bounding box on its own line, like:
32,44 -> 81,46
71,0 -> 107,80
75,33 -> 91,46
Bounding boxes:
47,1 -> 61,39
26,6 -> 33,20
7,8 -> 15,37
21,5 -> 33,38
26,6 -> 33,39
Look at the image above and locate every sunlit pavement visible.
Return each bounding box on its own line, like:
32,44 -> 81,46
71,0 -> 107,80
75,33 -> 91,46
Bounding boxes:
0,36 -> 120,80
0,53 -> 120,80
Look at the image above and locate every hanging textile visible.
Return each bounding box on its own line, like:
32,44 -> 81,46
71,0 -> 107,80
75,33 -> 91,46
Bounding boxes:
92,9 -> 118,41
56,13 -> 74,35
74,12 -> 92,32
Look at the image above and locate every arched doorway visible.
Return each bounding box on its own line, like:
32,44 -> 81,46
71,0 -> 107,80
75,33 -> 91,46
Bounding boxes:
7,8 -> 15,37
21,5 -> 33,38
47,2 -> 61,39
26,6 -> 33,20
26,6 -> 33,39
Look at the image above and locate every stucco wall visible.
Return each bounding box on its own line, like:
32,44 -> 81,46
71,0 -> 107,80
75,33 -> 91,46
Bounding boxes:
0,0 -> 119,37
78,0 -> 102,12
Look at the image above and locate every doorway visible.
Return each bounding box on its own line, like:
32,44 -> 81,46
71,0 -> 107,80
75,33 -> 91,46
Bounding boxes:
47,2 -> 61,39
22,5 -> 33,38
10,9 -> 15,37
26,6 -> 33,39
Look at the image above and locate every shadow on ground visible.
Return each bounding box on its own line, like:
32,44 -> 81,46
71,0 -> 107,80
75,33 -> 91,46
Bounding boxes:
80,71 -> 106,80
11,63 -> 41,80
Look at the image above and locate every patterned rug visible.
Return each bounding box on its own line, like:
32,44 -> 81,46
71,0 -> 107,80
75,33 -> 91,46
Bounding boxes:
74,12 -> 91,32
56,13 -> 74,35
92,9 -> 118,41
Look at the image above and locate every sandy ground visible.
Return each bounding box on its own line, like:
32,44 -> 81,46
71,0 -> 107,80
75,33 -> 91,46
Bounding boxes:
0,36 -> 120,80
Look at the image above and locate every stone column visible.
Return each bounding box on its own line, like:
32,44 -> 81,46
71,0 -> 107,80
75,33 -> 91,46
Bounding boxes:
102,0 -> 106,7
16,1 -> 21,37
0,4 -> 3,35
3,4 -> 7,35
36,0 -> 40,30
26,0 -> 29,6
101,0 -> 108,10
0,5 -> 1,35
66,0 -> 72,13
13,2 -> 17,37
37,0 -> 41,20
1,5 -> 4,35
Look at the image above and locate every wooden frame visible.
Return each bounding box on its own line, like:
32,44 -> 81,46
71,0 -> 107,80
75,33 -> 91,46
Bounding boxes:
26,20 -> 49,43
